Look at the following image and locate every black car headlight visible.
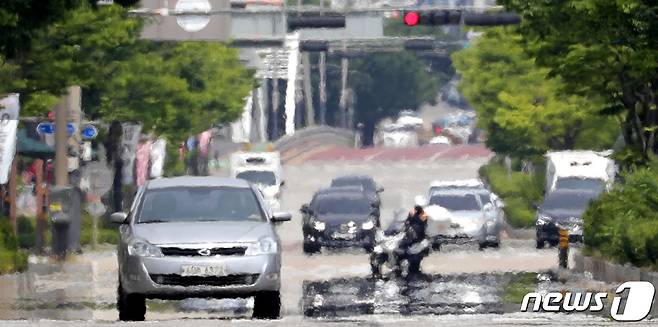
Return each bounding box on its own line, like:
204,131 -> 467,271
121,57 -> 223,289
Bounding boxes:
361,219 -> 376,230
310,217 -> 326,231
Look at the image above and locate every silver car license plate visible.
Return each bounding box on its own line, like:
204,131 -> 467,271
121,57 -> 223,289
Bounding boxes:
181,264 -> 227,277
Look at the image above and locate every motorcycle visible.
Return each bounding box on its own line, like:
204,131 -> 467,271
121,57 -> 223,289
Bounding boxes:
369,229 -> 430,278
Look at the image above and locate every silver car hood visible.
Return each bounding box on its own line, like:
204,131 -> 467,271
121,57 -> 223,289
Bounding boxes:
133,221 -> 271,245
449,210 -> 484,223
426,206 -> 485,238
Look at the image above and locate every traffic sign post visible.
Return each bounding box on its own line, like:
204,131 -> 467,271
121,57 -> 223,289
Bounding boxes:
81,125 -> 98,140
36,122 -> 78,137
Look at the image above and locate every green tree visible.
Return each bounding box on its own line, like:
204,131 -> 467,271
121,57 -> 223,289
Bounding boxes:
452,27 -> 618,158
0,0 -> 82,58
98,42 -> 254,142
17,4 -> 142,115
499,0 -> 658,163
0,55 -> 23,94
350,52 -> 440,145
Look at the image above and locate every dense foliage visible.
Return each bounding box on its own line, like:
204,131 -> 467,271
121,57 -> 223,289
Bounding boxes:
0,220 -> 27,274
583,161 -> 658,267
453,27 -> 618,158
19,4 -> 143,115
97,42 -> 253,142
479,158 -> 545,228
500,0 -> 658,164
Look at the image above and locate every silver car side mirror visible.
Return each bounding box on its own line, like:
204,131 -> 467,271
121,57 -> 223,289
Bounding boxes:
483,203 -> 494,212
110,212 -> 128,224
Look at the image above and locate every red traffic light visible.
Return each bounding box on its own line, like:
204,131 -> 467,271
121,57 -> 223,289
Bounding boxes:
404,11 -> 420,26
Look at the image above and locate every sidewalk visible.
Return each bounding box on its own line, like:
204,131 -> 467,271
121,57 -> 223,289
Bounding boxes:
0,245 -> 118,320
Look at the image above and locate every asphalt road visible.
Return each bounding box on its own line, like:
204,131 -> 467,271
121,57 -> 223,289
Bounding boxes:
0,149 -> 632,326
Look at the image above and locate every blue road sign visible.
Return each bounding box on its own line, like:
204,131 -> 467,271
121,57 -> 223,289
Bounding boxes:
36,122 -> 54,134
81,124 -> 98,139
36,122 -> 76,136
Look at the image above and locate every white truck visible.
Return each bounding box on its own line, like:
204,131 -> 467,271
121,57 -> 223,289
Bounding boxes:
545,150 -> 616,194
230,151 -> 284,211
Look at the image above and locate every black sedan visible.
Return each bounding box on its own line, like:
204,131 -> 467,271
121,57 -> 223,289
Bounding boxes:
301,192 -> 378,254
330,175 -> 384,208
535,189 -> 601,248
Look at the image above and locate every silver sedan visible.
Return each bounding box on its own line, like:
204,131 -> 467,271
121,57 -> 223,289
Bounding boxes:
111,176 -> 291,321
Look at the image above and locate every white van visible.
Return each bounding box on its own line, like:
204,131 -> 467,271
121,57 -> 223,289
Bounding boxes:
230,151 -> 284,210
545,150 -> 616,194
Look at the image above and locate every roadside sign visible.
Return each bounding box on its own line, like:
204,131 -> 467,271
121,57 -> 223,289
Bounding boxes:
36,122 -> 54,134
36,122 -> 76,136
81,124 -> 98,139
0,94 -> 19,184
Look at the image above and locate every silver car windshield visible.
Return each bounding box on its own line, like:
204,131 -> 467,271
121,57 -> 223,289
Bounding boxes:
429,193 -> 480,211
137,187 -> 266,223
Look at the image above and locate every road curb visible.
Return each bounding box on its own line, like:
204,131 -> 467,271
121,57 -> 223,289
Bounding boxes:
572,250 -> 658,316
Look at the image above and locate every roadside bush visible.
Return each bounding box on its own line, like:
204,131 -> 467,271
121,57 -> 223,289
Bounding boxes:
80,211 -> 119,246
0,219 -> 28,274
16,216 -> 36,249
583,161 -> 658,267
479,157 -> 545,228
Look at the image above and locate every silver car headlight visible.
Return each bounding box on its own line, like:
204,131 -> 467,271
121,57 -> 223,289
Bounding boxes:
536,214 -> 552,226
312,219 -> 326,231
246,237 -> 278,255
361,219 -> 375,230
127,239 -> 163,257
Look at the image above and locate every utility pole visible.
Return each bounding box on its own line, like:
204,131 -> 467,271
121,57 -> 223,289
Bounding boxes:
272,75 -> 280,139
302,53 -> 315,126
318,0 -> 327,125
338,40 -> 349,128
54,87 -> 80,186
318,52 -> 327,125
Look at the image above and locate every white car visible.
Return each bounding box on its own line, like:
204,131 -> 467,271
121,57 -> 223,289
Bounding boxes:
545,150 -> 616,194
231,152 -> 284,211
396,110 -> 424,128
429,135 -> 452,145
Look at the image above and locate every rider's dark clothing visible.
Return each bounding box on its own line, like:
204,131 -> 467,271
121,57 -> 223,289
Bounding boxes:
399,209 -> 428,249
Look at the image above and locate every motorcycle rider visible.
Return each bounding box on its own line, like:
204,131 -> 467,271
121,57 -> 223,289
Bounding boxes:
402,205 -> 428,247
398,205 -> 429,274
370,205 -> 430,278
